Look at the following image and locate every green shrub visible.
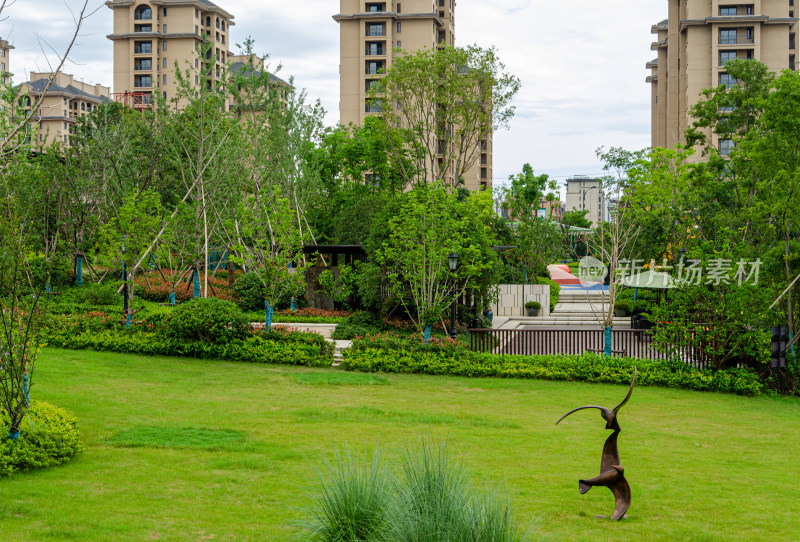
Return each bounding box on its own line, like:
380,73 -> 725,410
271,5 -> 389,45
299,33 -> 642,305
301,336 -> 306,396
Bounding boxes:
139,305 -> 174,332
73,283 -> 118,306
524,301 -> 541,310
341,340 -> 767,396
166,298 -> 250,343
231,272 -> 265,311
331,311 -> 386,340
0,401 -> 82,476
537,276 -> 560,311
43,327 -> 333,367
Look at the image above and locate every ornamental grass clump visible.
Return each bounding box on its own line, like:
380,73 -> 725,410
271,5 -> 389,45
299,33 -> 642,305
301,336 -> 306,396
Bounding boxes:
304,441 -> 536,542
304,448 -> 391,542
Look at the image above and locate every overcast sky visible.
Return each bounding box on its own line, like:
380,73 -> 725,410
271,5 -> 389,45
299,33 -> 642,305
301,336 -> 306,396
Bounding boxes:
1,0 -> 665,190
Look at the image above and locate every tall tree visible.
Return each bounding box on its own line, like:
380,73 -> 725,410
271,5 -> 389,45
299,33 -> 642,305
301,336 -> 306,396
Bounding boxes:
373,45 -> 519,188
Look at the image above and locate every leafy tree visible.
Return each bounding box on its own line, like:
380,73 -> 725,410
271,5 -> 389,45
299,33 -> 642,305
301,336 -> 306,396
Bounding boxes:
373,45 -> 519,188
231,187 -> 309,328
561,209 -> 591,229
511,219 -> 566,283
372,183 -> 500,332
498,163 -> 557,220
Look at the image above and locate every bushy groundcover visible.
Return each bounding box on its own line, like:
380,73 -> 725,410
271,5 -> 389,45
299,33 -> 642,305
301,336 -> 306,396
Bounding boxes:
0,401 -> 82,476
42,307 -> 334,368
341,333 -> 767,396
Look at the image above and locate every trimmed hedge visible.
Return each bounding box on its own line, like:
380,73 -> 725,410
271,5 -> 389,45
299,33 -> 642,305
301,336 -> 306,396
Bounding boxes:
0,401 -> 82,476
341,338 -> 766,396
44,327 -> 334,367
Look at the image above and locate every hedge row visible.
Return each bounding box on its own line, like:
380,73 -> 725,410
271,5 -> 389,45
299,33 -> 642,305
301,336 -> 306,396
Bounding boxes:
341,346 -> 766,396
44,328 -> 334,368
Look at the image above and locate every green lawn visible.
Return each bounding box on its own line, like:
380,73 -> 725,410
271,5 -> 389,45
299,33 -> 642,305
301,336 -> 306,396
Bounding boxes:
1,348 -> 799,541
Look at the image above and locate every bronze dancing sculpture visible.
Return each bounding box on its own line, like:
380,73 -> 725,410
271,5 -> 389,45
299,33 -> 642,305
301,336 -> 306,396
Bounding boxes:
556,367 -> 637,521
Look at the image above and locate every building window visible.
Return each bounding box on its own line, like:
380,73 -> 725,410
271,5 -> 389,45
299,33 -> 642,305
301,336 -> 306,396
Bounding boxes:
195,59 -> 199,68
216,18 -> 220,29
163,41 -> 167,50
365,100 -> 381,112
746,28 -> 753,41
163,91 -> 167,99
746,5 -> 754,14
163,7 -> 167,16
134,75 -> 152,88
720,6 -> 736,16
397,3 -> 401,13
720,73 -> 737,88
195,8 -> 199,17
134,41 -> 152,54
366,23 -> 385,36
791,33 -> 796,50
366,60 -> 384,74
720,139 -> 734,156
222,21 -> 225,31
396,40 -> 401,48
195,75 -> 199,85
134,58 -> 152,71
397,22 -> 402,32
163,24 -> 167,33
720,28 -> 737,44
366,42 -> 384,55
366,3 -> 385,11
163,58 -> 167,68
163,74 -> 167,84
134,5 -> 151,20
134,24 -> 152,32
480,167 -> 487,179
720,51 -> 737,65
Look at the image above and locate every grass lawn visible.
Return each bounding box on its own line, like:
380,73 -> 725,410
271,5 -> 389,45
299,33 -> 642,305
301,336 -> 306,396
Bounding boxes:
1,348 -> 799,541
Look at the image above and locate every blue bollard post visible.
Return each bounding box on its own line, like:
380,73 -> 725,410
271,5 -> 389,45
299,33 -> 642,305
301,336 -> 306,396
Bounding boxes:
169,292 -> 176,306
423,325 -> 431,345
76,255 -> 83,285
23,373 -> 29,407
290,298 -> 296,312
604,326 -> 613,357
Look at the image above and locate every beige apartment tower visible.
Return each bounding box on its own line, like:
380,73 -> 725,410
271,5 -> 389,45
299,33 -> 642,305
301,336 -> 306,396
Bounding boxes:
23,72 -> 110,148
334,0 -> 492,190
648,1 -> 797,151
1,38 -> 12,86
106,0 -> 234,108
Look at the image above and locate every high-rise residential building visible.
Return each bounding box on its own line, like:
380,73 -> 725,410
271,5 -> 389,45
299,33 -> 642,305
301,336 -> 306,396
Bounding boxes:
565,177 -> 604,227
333,0 -> 492,190
106,0 -> 234,108
648,1 -> 797,152
1,38 -> 12,86
22,72 -> 110,148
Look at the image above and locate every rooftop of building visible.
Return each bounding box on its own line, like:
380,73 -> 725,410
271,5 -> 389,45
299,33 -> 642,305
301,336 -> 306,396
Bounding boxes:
104,0 -> 234,21
25,77 -> 111,103
228,61 -> 291,88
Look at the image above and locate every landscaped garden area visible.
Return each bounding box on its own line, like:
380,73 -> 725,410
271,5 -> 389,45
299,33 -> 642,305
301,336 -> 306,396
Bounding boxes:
0,348 -> 796,540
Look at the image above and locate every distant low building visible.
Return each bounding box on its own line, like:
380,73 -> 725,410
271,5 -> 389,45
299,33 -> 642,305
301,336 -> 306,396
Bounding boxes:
565,177 -> 604,226
22,72 -> 110,148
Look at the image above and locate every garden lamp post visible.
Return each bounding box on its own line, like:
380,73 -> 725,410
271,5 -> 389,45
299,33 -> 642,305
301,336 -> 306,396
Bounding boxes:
448,252 -> 459,340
